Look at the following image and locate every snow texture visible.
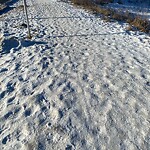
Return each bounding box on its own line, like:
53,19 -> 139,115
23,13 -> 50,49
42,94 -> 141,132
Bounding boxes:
0,0 -> 150,150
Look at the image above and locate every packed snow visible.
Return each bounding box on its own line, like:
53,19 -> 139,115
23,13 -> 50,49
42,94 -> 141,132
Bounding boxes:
0,0 -> 150,150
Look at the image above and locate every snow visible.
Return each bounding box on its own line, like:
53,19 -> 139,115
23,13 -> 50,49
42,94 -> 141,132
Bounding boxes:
0,0 -> 150,150
106,0 -> 150,20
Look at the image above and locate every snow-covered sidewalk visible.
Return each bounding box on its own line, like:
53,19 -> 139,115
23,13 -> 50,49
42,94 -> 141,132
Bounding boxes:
0,0 -> 150,149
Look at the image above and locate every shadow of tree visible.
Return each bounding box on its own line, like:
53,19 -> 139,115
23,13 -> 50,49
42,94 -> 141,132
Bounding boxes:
0,37 -> 47,55
48,31 -> 126,38
0,37 -> 20,54
0,0 -> 20,15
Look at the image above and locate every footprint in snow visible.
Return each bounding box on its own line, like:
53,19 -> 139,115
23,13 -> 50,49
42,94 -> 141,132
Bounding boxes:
0,68 -> 8,73
2,134 -> 10,145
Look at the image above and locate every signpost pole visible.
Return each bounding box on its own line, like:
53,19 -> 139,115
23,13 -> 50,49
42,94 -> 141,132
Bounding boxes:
23,0 -> 31,38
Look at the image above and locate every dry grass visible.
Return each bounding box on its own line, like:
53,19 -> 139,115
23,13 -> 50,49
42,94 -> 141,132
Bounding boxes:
70,0 -> 96,12
71,0 -> 93,6
129,16 -> 150,33
70,0 -> 150,34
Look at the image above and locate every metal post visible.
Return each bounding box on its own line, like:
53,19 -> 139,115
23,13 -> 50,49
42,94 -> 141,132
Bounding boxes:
23,0 -> 31,38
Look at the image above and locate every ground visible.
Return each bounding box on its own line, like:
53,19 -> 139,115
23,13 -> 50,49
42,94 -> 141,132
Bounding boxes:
0,0 -> 150,150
